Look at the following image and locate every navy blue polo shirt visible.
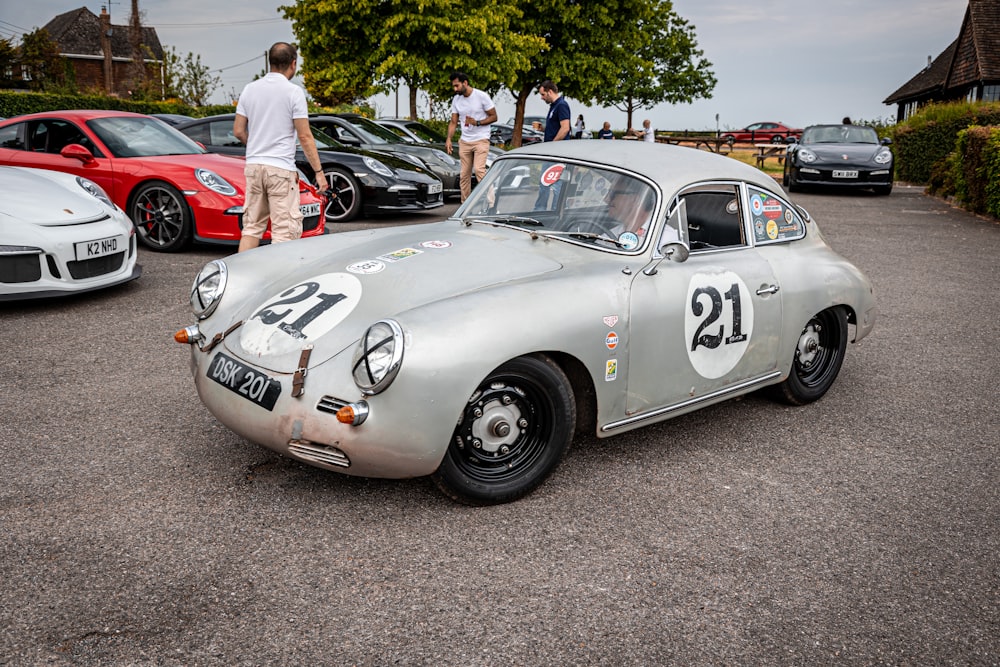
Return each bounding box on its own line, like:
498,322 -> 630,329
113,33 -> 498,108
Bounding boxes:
545,96 -> 571,141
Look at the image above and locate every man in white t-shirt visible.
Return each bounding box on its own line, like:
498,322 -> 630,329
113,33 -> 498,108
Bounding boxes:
445,72 -> 498,201
233,42 -> 327,252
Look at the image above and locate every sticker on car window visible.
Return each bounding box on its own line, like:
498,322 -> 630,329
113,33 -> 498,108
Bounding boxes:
748,186 -> 804,243
240,272 -> 362,356
685,271 -> 754,379
540,164 -> 564,186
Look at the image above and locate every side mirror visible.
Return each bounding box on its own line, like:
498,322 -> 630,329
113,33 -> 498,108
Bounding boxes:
785,136 -> 797,144
338,134 -> 361,146
881,137 -> 893,146
60,143 -> 97,165
661,242 -> 689,263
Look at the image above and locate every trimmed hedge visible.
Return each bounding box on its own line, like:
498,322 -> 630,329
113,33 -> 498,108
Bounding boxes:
0,90 -> 234,119
931,125 -> 1000,218
890,101 -> 1000,184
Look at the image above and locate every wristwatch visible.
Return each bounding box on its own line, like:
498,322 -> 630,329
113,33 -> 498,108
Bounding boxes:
475,120 -> 480,126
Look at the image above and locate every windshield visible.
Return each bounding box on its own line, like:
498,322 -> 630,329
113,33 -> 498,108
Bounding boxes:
458,157 -> 664,252
309,126 -> 344,149
406,122 -> 446,143
802,125 -> 878,145
342,116 -> 404,145
87,116 -> 205,157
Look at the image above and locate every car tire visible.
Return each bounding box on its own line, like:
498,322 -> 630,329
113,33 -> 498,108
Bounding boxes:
323,167 -> 362,223
129,181 -> 191,252
771,135 -> 784,144
770,306 -> 848,406
722,135 -> 735,146
432,354 -> 576,505
782,172 -> 790,187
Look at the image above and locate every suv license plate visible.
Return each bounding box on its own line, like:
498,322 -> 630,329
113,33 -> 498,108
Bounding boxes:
832,170 -> 858,178
207,352 -> 282,411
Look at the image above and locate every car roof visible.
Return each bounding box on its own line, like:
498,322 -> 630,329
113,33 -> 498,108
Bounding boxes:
0,109 -> 150,123
509,141 -> 781,194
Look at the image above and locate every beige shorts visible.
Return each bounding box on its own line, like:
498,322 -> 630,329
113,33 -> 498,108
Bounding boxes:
242,164 -> 303,242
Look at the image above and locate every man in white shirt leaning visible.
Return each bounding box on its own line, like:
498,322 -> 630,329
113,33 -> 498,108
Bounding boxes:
445,72 -> 498,202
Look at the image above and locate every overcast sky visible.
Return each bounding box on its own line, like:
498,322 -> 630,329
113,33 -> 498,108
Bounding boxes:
1,0 -> 971,131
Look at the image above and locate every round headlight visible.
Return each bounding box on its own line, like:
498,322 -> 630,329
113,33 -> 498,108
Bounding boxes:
798,148 -> 817,163
874,148 -> 893,164
190,259 -> 228,319
351,319 -> 404,395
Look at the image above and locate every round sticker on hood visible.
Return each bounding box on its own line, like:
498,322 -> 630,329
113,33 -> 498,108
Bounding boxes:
240,272 -> 363,356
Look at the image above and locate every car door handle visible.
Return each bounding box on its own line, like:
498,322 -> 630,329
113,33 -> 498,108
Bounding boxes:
756,284 -> 780,295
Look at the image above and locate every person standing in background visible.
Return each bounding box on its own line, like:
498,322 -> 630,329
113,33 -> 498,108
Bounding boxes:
573,114 -> 586,139
445,72 -> 498,202
233,42 -> 327,253
538,80 -> 571,142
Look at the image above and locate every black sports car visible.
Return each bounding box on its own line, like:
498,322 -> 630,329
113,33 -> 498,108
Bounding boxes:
783,124 -> 894,195
176,114 -> 443,223
309,114 -> 462,198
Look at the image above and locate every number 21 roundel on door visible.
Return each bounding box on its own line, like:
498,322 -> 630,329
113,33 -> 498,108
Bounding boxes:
684,271 -> 754,379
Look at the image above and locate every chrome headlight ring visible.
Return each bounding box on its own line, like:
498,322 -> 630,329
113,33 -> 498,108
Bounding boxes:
351,319 -> 404,395
190,259 -> 228,319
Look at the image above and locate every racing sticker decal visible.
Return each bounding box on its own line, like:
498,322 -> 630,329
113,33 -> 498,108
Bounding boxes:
605,359 -> 618,382
617,231 -> 640,250
605,331 -> 619,351
540,164 -> 565,186
603,315 -> 619,328
378,247 -> 423,262
420,240 -> 452,249
750,194 -> 764,217
684,271 -> 754,379
240,272 -> 363,356
346,259 -> 385,275
766,219 -> 779,239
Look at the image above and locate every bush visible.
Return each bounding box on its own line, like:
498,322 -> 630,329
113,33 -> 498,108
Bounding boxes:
889,100 -> 1000,183
927,124 -> 1000,218
0,89 -> 234,118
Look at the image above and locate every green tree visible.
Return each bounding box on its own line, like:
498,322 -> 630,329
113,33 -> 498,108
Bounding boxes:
162,46 -> 221,105
501,0 -> 656,146
281,0 -> 544,117
0,37 -> 17,86
595,2 -> 715,130
19,28 -> 68,92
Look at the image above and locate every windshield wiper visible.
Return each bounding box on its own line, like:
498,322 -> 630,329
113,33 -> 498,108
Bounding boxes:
468,215 -> 543,227
532,230 -> 627,248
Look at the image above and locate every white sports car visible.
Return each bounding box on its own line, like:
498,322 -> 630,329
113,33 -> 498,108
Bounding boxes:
177,141 -> 876,505
1,166 -> 140,300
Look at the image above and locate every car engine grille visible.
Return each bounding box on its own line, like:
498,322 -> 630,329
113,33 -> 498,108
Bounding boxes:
67,251 -> 126,279
0,254 -> 42,283
398,191 -> 417,206
288,440 -> 351,468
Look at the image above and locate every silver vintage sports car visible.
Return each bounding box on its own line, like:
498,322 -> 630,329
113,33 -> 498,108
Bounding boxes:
177,141 -> 876,505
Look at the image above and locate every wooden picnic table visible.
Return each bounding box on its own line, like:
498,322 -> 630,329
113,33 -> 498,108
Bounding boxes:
754,143 -> 788,168
655,135 -> 733,153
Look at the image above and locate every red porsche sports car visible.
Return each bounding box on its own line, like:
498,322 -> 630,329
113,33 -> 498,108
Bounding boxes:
720,121 -> 802,145
0,110 -> 324,252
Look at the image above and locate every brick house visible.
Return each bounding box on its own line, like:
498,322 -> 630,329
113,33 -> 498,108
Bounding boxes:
884,0 -> 1000,120
42,5 -> 165,96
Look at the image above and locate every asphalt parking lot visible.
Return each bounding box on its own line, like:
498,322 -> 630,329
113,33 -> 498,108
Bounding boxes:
2,185 -> 998,665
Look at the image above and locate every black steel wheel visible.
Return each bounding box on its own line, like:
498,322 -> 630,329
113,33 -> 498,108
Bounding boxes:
771,135 -> 785,144
771,307 -> 848,405
129,181 -> 191,252
433,355 -> 576,505
323,167 -> 361,223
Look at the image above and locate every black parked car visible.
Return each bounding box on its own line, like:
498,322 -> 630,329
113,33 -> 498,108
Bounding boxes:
375,118 -> 503,165
310,114 -> 462,198
490,123 -> 544,147
176,114 -> 443,222
783,124 -> 894,195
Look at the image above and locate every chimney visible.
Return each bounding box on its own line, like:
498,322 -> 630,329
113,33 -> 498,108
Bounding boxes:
100,5 -> 113,94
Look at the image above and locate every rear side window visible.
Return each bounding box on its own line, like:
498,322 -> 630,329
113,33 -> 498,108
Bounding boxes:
0,123 -> 23,150
746,185 -> 805,244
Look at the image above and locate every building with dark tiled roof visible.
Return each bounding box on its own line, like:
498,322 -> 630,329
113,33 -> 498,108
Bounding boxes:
884,0 -> 1000,120
42,5 -> 164,96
